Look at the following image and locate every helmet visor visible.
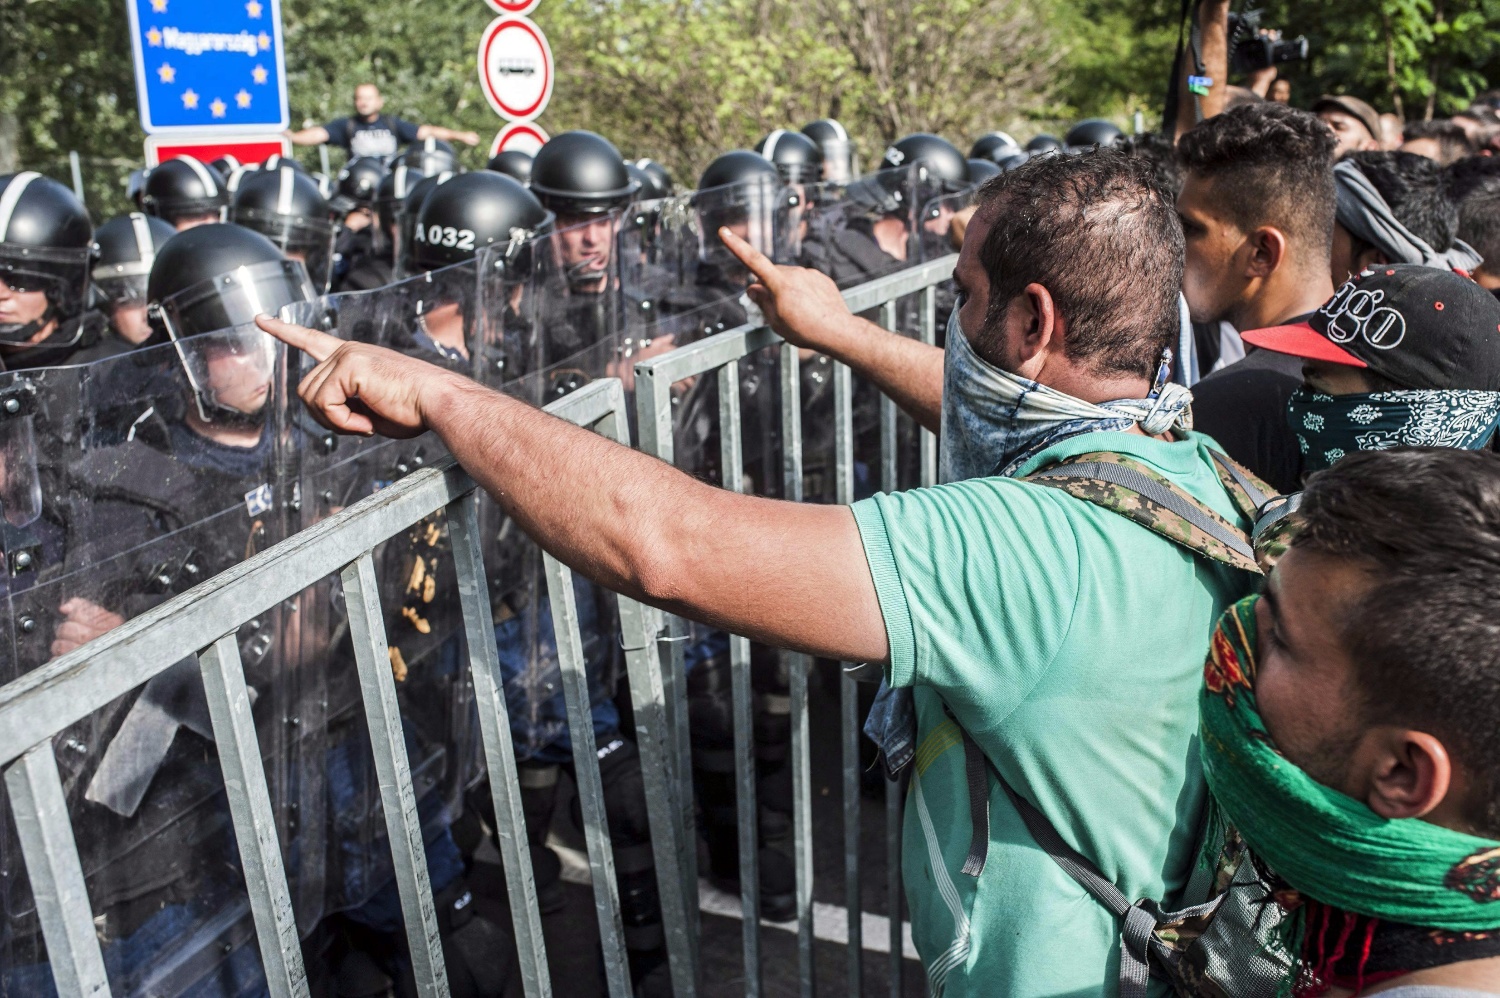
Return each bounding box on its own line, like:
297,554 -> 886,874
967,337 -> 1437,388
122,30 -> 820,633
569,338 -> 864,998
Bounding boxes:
232,209 -> 339,292
692,178 -> 781,269
153,258 -> 316,341
170,323 -> 277,425
0,243 -> 91,342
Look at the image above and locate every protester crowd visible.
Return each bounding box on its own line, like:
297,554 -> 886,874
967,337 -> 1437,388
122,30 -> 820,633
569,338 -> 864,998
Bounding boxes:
3,3 -> 1500,995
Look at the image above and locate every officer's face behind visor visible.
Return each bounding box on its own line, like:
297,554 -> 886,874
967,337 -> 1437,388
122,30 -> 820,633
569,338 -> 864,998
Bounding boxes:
97,275 -> 154,345
553,214 -> 615,281
0,271 -> 54,338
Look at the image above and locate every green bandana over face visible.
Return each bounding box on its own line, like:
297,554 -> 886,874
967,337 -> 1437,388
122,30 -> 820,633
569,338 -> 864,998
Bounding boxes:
1200,596 -> 1500,930
1287,387 -> 1500,476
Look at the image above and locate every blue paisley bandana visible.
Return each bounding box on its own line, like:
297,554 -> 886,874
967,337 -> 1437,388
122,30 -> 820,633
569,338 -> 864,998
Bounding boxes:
1287,387 -> 1500,475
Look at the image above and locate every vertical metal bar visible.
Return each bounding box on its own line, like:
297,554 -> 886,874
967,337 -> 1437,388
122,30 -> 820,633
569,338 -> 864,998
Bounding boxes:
4,744 -> 111,998
887,778 -> 904,998
318,143 -> 331,178
595,383 -> 699,995
617,590 -> 699,997
780,343 -> 816,998
829,354 -> 867,995
918,285 -> 938,489
447,493 -> 552,998
718,361 -> 762,998
68,151 -> 85,204
199,633 -> 310,998
543,554 -> 632,998
876,297 -> 906,996
634,360 -> 699,944
339,552 -> 451,998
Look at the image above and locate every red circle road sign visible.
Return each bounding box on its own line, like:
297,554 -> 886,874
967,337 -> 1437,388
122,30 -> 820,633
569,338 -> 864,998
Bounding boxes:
490,121 -> 550,158
477,15 -> 553,122
484,0 -> 539,14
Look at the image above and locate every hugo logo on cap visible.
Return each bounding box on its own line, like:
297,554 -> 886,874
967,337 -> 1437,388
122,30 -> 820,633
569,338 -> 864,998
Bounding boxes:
1321,280 -> 1406,350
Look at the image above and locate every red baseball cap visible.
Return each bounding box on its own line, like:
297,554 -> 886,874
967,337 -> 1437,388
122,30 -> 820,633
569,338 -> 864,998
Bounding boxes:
1240,321 -> 1367,368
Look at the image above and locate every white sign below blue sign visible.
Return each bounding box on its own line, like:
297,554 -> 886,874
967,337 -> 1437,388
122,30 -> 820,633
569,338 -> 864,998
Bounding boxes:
125,0 -> 291,135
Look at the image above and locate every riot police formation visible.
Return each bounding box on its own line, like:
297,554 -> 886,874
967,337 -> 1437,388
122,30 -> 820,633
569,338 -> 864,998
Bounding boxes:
142,155 -> 230,231
0,113 -> 1124,996
89,211 -> 176,353
1065,117 -> 1127,151
485,150 -> 534,186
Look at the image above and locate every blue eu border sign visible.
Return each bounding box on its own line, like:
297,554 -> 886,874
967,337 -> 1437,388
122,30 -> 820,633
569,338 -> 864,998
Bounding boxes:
125,0 -> 290,135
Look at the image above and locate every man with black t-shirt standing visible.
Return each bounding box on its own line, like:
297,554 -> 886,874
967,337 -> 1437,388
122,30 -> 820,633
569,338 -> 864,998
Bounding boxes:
1177,102 -> 1340,493
286,83 -> 479,161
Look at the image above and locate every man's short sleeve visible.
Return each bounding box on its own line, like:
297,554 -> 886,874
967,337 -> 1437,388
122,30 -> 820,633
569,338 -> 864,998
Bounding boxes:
394,118 -> 421,143
322,117 -> 352,149
850,478 -> 1081,717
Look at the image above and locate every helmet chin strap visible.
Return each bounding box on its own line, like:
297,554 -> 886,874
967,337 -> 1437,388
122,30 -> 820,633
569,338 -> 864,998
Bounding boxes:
193,393 -> 269,431
564,257 -> 607,290
0,301 -> 75,349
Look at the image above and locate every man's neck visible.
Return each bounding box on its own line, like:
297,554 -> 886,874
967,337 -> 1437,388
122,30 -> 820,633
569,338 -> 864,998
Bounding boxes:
1230,266 -> 1335,332
871,216 -> 908,261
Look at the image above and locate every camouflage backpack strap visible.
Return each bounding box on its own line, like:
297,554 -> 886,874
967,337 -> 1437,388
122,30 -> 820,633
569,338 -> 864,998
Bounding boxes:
1203,447 -> 1276,523
1023,451 -> 1261,575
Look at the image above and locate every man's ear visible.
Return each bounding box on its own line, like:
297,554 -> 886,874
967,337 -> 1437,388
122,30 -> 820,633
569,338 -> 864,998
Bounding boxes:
1013,282 -> 1059,366
1246,226 -> 1291,279
1365,729 -> 1452,821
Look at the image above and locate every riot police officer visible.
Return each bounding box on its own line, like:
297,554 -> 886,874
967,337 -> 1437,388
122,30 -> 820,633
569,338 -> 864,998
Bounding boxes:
404,136 -> 458,176
141,155 -> 229,231
1026,132 -> 1065,154
395,170 -> 454,278
88,212 -> 176,353
529,131 -> 640,362
485,150 -> 533,186
0,171 -> 109,369
755,129 -> 824,184
629,158 -> 673,200
969,130 -> 1021,162
341,163 -> 422,293
327,156 -> 387,292
801,117 -> 857,182
231,164 -> 341,293
1065,117 -> 1127,152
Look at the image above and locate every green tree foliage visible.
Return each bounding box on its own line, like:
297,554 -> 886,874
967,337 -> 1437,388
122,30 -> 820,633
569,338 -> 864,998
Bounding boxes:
2,0 -> 1500,219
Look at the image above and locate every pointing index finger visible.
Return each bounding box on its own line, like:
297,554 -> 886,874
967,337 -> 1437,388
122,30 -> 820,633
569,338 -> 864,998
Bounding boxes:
255,313 -> 340,362
718,227 -> 782,292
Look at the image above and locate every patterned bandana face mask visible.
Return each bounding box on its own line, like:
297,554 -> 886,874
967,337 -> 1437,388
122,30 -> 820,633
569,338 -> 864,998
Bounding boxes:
1286,387 -> 1500,476
937,304 -> 1193,483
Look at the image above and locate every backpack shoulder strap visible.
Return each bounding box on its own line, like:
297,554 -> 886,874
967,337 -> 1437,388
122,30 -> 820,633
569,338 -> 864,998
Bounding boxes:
1023,450 -> 1262,575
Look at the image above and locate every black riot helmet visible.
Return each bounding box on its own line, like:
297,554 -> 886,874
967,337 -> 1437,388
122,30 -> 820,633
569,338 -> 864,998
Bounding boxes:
530,131 -> 640,218
375,164 -> 423,239
91,212 -> 176,308
996,150 -> 1031,172
126,169 -> 149,210
147,223 -> 312,426
142,156 -> 228,227
966,159 -> 1002,184
878,134 -> 969,190
396,171 -> 454,276
1065,119 -> 1126,152
225,163 -> 259,196
969,131 -> 1021,162
0,172 -> 95,344
693,151 -> 781,266
801,118 -> 856,183
411,170 -> 552,273
755,130 -> 823,184
208,154 -> 242,177
487,151 -> 534,186
230,165 -> 339,292
330,156 -> 385,214
404,137 -> 457,176
259,153 -> 305,173
147,223 -> 313,338
631,159 -> 673,200
1025,134 -> 1064,154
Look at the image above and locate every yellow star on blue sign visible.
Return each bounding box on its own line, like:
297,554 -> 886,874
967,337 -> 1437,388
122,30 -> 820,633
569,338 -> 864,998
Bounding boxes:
236,90 -> 252,109
245,0 -> 262,16
181,89 -> 199,109
257,31 -> 270,50
157,63 -> 175,83
210,98 -> 227,118
150,0 -> 167,11
146,26 -> 162,46
252,64 -> 268,84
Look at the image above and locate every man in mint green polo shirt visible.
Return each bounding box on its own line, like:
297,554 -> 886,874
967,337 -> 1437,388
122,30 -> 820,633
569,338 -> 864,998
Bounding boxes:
259,149 -> 1257,996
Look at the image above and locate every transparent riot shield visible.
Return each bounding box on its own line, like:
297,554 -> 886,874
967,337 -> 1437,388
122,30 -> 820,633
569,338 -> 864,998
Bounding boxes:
0,328 -> 315,997
278,261 -> 484,921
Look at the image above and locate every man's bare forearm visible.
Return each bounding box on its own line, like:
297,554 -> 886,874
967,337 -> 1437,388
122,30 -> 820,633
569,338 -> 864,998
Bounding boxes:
422,373 -> 888,663
817,313 -> 945,433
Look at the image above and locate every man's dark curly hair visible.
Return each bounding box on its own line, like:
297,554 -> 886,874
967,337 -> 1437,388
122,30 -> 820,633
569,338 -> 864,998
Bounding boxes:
1342,150 -> 1458,255
970,149 -> 1184,381
1178,102 -> 1337,265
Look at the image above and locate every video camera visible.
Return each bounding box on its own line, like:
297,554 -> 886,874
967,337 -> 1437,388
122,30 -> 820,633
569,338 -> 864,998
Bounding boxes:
1228,9 -> 1309,74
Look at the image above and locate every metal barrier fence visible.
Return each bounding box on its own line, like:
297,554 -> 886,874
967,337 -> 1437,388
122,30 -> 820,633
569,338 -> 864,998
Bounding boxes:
0,254 -> 957,998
